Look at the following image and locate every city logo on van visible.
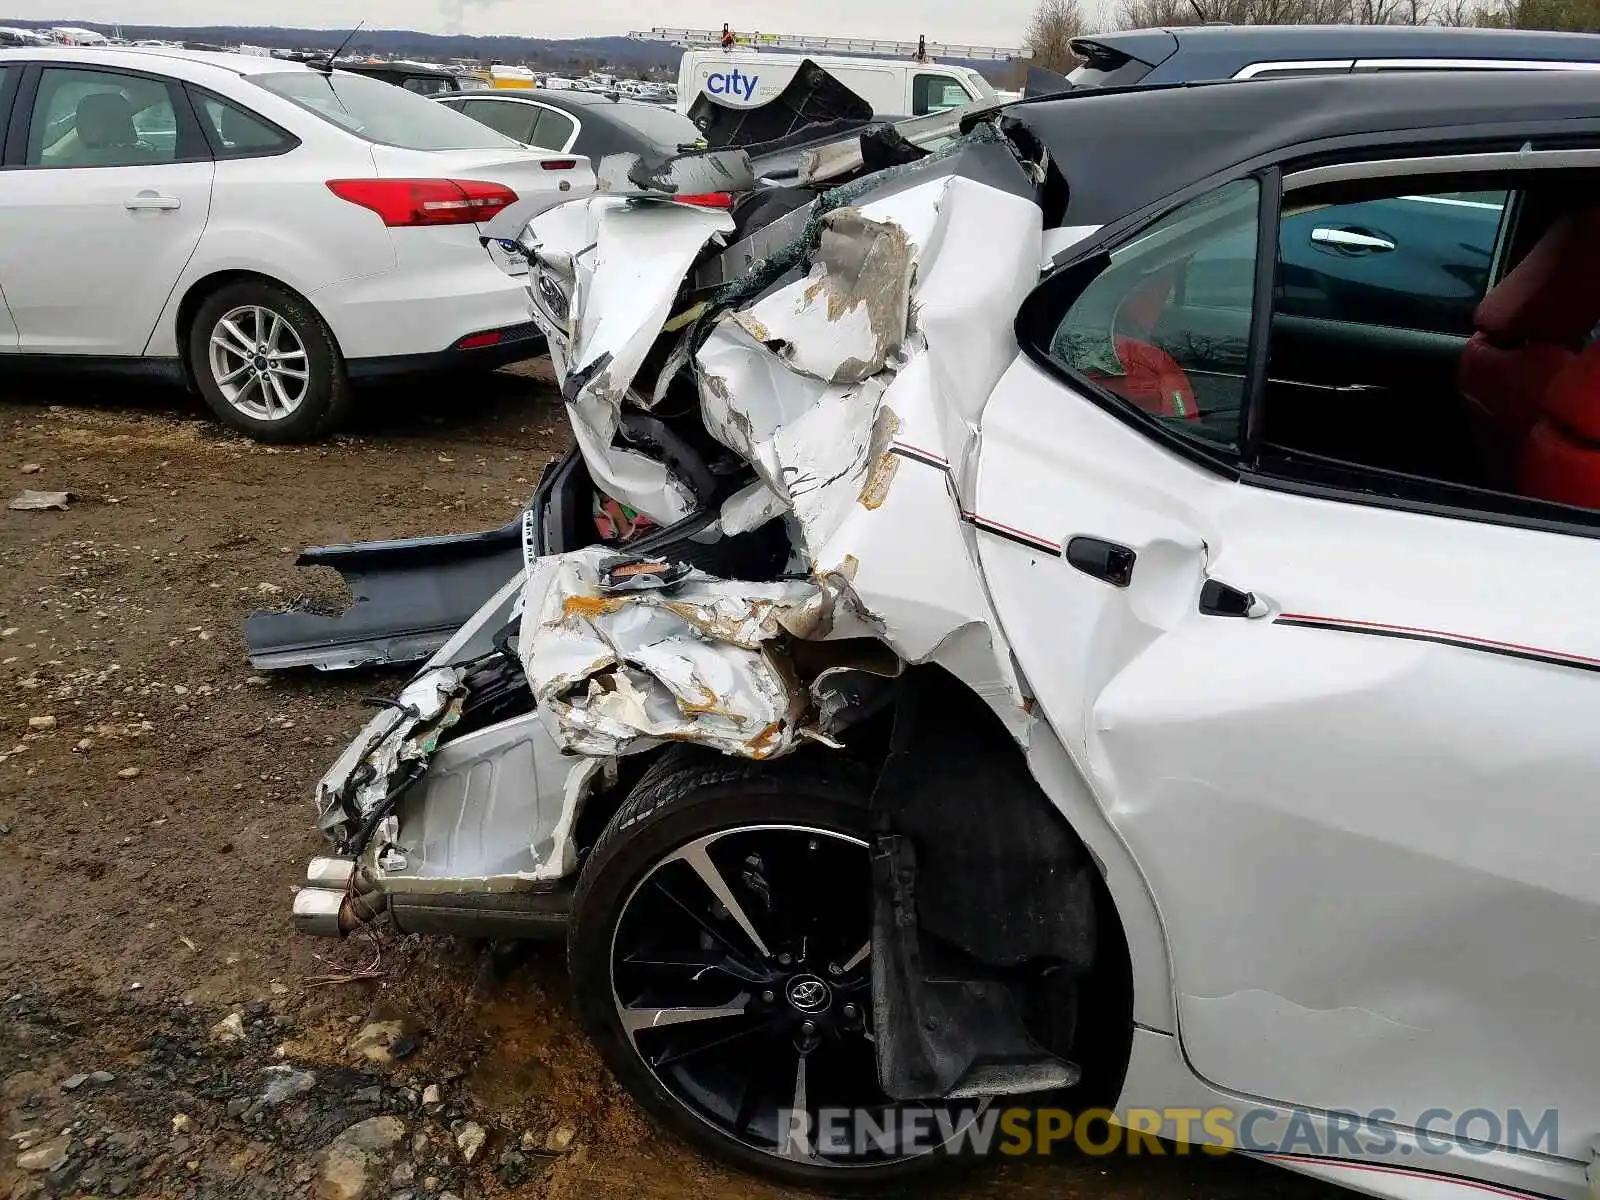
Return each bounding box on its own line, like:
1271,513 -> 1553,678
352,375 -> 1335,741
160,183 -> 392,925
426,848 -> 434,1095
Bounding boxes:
705,68 -> 760,100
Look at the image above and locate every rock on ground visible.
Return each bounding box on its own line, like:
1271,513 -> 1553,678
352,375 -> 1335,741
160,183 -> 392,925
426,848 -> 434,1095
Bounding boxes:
315,1115 -> 407,1200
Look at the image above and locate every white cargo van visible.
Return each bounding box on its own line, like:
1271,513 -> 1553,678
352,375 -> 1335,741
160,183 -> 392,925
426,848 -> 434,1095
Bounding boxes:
676,50 -> 996,121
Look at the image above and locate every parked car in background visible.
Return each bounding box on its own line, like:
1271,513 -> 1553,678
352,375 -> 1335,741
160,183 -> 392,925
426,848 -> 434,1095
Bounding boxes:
0,26 -> 50,47
435,86 -> 705,159
1064,21 -> 1600,87
0,47 -> 594,441
339,60 -> 464,96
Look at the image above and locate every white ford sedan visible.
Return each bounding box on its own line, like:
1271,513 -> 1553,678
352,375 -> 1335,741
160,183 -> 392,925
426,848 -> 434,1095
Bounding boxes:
0,48 -> 594,440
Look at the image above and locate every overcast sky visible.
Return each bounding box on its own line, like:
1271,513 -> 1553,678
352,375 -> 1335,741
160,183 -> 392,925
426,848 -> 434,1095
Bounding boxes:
5,0 -> 1046,45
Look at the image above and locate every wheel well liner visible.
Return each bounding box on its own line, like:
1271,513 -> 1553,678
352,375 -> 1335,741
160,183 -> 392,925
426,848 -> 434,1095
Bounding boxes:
873,666 -> 1100,969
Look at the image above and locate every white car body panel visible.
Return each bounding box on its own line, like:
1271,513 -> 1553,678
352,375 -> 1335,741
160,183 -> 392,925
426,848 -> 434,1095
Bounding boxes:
976,356 -> 1600,1160
0,160 -> 214,353
366,143 -> 594,202
1115,1027 -> 1592,1200
144,146 -> 397,357
0,267 -> 22,350
519,172 -> 1044,754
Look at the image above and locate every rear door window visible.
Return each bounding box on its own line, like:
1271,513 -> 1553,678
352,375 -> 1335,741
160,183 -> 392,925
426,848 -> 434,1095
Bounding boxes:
602,101 -> 704,152
1040,177 -> 1263,450
529,107 -> 577,151
191,91 -> 296,158
456,97 -> 540,144
0,64 -> 14,132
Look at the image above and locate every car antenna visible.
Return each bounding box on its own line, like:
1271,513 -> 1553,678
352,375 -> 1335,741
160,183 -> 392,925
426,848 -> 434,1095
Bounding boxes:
1185,0 -> 1209,19
315,20 -> 364,75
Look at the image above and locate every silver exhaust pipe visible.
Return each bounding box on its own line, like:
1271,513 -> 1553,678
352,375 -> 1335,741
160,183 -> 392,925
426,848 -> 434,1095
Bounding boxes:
293,887 -> 346,937
306,856 -> 355,889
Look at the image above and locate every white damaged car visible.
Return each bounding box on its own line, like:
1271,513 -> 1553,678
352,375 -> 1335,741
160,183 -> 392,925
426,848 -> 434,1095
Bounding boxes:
279,68 -> 1600,1197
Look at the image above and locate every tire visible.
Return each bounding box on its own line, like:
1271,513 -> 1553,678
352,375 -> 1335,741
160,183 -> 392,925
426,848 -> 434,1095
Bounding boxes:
567,748 -> 984,1190
187,280 -> 351,442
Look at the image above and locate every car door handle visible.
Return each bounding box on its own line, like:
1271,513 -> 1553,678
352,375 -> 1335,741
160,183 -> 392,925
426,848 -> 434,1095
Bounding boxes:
126,192 -> 181,211
1066,536 -> 1137,588
1311,227 -> 1395,252
1199,579 -> 1270,619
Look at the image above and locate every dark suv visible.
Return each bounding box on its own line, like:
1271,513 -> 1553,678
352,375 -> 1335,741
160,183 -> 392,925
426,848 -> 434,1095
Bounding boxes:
1067,23 -> 1600,86
1062,25 -> 1600,341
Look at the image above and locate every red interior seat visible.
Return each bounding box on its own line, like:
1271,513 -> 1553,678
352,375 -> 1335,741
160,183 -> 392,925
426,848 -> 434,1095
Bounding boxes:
1519,342 -> 1600,508
1460,208 -> 1600,484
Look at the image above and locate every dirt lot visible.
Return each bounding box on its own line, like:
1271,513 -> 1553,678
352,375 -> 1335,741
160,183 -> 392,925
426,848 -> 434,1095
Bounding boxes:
0,367 -> 1342,1200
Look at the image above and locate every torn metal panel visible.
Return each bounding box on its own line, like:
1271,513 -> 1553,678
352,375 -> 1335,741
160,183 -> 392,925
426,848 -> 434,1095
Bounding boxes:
730,208 -> 916,384
363,710 -> 606,893
716,479 -> 788,537
517,546 -> 828,759
683,163 -> 1042,732
314,665 -> 467,847
526,198 -> 736,525
243,520 -> 524,673
899,176 -> 1045,460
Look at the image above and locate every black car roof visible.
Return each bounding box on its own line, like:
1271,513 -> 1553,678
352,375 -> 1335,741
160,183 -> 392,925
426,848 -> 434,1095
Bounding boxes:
1077,23 -> 1600,75
1009,68 -> 1600,226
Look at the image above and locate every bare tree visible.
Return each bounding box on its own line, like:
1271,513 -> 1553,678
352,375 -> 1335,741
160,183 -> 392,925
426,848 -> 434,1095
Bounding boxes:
1117,0 -> 1202,26
1025,0 -> 1089,72
1116,0 -> 1450,25
1429,0 -> 1484,22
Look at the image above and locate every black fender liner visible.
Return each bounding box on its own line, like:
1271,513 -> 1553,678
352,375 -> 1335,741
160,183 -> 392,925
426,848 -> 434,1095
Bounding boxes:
868,668 -> 1097,1101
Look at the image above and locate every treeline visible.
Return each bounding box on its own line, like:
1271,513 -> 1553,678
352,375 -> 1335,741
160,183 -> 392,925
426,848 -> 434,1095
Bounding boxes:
1023,0 -> 1596,73
0,20 -> 684,72
1114,0 -> 1598,28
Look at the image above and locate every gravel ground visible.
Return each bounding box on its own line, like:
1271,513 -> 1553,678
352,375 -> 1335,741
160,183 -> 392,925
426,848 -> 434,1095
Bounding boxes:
0,367 -> 1342,1200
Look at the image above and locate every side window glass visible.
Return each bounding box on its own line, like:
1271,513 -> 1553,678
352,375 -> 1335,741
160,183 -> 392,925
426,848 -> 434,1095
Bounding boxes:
194,93 -> 293,157
461,99 -> 537,144
1277,189 -> 1508,336
1046,177 -> 1261,450
912,73 -> 971,116
530,108 -> 576,151
29,68 -> 180,167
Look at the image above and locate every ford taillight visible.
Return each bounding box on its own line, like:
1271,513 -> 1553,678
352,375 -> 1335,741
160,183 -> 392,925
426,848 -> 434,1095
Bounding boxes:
326,179 -> 519,226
